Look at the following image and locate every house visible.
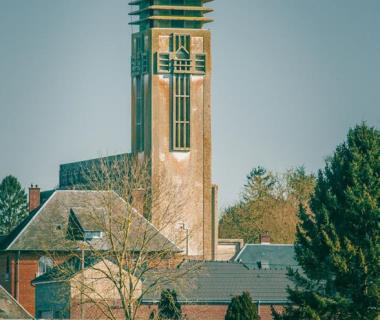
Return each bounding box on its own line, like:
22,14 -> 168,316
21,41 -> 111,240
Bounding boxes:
0,285 -> 33,319
32,258 -> 293,320
32,257 -> 142,320
0,189 -> 180,316
32,236 -> 298,320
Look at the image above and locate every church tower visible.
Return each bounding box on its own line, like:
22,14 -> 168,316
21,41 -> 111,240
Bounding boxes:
129,0 -> 216,259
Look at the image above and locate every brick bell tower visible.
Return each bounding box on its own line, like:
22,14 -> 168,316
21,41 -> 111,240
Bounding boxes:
129,0 -> 217,259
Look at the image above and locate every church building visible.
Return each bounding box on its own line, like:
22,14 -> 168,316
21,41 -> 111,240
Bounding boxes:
0,2 -> 294,319
59,0 -> 240,260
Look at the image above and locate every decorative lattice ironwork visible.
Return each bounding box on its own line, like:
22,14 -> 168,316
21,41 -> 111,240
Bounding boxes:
132,52 -> 149,76
155,34 -> 206,75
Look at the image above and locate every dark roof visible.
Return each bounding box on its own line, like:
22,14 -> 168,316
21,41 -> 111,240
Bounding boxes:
0,285 -> 33,319
40,189 -> 55,204
2,190 -> 180,253
59,153 -> 130,190
234,244 -> 297,269
142,261 -> 291,304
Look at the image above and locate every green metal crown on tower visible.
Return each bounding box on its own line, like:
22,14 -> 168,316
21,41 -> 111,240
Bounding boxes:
129,0 -> 214,30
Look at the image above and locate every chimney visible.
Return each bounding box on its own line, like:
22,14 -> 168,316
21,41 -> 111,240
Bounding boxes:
260,233 -> 271,245
29,184 -> 40,212
132,188 -> 145,215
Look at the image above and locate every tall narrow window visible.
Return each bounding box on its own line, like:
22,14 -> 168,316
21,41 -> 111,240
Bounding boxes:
5,256 -> 10,281
136,75 -> 144,152
38,256 -> 53,276
172,74 -> 190,151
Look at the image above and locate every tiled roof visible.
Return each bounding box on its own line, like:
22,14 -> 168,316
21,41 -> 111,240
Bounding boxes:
142,261 -> 291,304
0,191 -> 56,250
0,208 -> 40,250
2,190 -> 180,253
0,285 -> 33,319
234,244 -> 297,269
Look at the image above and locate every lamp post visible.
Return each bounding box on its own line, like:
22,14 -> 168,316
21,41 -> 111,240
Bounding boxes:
179,223 -> 189,256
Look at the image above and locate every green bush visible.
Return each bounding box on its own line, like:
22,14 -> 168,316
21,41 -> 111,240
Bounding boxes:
225,292 -> 260,320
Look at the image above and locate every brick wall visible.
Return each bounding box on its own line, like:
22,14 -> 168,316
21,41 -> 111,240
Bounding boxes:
0,252 -> 38,315
14,253 -> 39,316
53,296 -> 286,320
260,305 -> 284,320
137,303 -> 283,320
0,252 -> 67,317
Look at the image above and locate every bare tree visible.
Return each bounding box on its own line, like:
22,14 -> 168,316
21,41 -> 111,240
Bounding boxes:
38,155 -> 199,320
219,166 -> 315,244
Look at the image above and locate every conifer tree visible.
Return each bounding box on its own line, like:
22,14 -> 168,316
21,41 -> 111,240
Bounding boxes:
275,123 -> 380,320
242,166 -> 276,203
0,175 -> 28,235
158,289 -> 182,320
225,292 -> 260,320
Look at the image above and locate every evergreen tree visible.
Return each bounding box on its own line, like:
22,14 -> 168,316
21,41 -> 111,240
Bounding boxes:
242,166 -> 276,203
158,289 -> 182,320
275,123 -> 380,320
0,175 -> 28,235
225,292 -> 260,320
286,166 -> 316,205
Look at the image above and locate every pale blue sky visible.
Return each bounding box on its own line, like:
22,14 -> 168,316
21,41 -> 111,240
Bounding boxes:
0,0 -> 379,207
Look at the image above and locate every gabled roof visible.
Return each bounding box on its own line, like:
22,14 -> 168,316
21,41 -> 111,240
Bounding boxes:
2,190 -> 180,253
0,208 -> 40,250
142,261 -> 291,304
0,285 -> 33,319
234,244 -> 297,270
0,191 -> 56,250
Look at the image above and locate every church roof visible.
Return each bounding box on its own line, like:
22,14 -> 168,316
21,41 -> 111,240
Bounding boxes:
0,286 -> 33,319
2,190 -> 180,253
59,153 -> 130,190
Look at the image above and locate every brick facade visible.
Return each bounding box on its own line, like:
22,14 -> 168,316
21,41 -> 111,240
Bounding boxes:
0,252 -> 67,317
68,303 -> 282,320
137,304 -> 282,320
0,253 -> 39,315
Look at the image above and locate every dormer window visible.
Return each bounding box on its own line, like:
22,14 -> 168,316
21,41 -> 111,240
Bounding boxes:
38,256 -> 53,276
67,208 -> 104,242
84,231 -> 103,241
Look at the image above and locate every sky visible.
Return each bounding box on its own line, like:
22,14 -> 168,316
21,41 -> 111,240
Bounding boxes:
0,0 -> 379,208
